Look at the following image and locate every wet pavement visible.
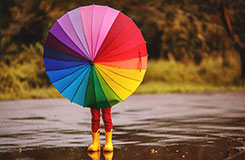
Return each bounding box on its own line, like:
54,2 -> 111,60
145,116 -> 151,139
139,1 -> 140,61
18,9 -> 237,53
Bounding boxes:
0,92 -> 245,160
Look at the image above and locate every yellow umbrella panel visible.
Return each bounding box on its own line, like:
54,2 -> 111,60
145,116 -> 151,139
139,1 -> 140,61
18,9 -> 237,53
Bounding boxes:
94,63 -> 146,101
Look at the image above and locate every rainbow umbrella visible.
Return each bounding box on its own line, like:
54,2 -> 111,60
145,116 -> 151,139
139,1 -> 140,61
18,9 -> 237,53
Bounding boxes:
43,5 -> 148,108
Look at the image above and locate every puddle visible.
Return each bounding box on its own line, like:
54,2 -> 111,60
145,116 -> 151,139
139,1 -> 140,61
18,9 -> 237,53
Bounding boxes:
10,117 -> 46,120
0,92 -> 245,159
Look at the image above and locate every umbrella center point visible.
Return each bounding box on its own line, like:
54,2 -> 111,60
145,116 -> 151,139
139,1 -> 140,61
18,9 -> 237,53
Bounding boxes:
89,61 -> 94,66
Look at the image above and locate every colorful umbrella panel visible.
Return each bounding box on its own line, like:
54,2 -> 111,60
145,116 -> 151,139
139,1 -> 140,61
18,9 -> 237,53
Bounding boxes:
43,5 -> 148,109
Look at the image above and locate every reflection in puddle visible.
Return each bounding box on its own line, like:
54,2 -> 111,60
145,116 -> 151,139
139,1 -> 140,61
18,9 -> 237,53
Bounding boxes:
88,151 -> 113,160
10,117 -> 46,120
2,143 -> 244,160
0,93 -> 245,159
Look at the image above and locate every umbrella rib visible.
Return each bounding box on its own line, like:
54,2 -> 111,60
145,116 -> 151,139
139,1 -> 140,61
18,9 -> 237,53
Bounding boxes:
92,67 -> 98,107
45,33 -> 88,60
95,67 -> 124,102
53,23 -> 90,60
96,31 -> 142,60
91,5 -> 94,59
67,9 -> 91,59
45,63 -> 88,72
71,67 -> 90,102
93,66 -> 111,107
95,19 -> 132,60
80,8 -> 92,61
96,56 -> 147,70
61,14 -> 91,58
93,6 -> 107,60
43,56 -> 85,62
48,65 -> 86,83
57,19 -> 91,60
69,26 -> 91,59
44,58 -> 88,63
98,64 -> 142,82
84,66 -> 97,107
94,67 -> 109,107
84,67 -> 91,106
43,49 -> 89,62
60,65 -> 89,93
93,67 -> 102,107
94,67 -> 123,103
95,43 -> 146,62
96,66 -> 133,92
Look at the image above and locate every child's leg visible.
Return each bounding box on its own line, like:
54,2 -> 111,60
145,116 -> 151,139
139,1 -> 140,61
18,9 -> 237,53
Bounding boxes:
91,108 -> 100,132
102,107 -> 113,151
88,108 -> 101,151
102,108 -> 113,132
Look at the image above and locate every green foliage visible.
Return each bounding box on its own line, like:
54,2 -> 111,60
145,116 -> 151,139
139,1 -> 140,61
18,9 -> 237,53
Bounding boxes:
0,43 -> 50,96
2,0 -> 244,62
136,81 -> 245,94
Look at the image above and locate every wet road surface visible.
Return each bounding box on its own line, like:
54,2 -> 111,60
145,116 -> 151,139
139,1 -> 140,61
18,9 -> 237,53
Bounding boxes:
0,92 -> 245,160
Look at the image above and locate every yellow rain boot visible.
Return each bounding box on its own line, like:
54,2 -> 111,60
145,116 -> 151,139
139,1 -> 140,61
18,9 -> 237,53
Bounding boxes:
103,129 -> 113,152
88,129 -> 101,152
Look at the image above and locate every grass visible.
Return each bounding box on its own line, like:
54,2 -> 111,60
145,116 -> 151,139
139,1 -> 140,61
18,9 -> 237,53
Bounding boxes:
0,87 -> 62,100
0,45 -> 244,100
1,81 -> 244,101
144,55 -> 241,85
135,55 -> 245,94
136,81 -> 245,94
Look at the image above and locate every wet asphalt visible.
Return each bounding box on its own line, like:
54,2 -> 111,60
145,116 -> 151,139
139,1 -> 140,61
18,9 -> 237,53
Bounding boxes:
0,92 -> 245,160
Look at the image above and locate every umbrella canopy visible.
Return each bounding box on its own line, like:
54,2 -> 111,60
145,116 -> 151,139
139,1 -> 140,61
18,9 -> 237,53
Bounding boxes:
43,5 -> 148,109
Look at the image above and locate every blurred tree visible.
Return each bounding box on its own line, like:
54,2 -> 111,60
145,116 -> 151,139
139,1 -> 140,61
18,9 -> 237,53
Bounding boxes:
1,0 -> 73,55
2,0 -> 49,54
0,0 -> 2,56
221,0 -> 245,78
1,0 -> 244,66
